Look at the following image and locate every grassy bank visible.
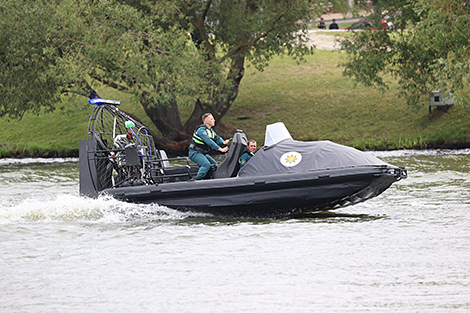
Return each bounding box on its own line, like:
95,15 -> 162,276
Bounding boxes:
1,50 -> 470,158
228,50 -> 470,150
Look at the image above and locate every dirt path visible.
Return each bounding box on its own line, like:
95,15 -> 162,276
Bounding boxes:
307,30 -> 344,51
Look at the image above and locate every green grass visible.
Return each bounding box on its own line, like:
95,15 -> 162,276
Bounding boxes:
1,50 -> 470,157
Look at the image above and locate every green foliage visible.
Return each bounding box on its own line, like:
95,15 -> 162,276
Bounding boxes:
0,0 -> 62,118
140,0 -> 322,104
52,0 -> 203,107
339,0 -> 470,108
0,0 -> 323,114
416,0 -> 470,105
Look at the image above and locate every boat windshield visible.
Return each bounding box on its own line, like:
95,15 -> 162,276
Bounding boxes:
264,122 -> 293,146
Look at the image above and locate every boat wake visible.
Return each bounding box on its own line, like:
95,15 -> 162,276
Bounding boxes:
0,194 -> 210,224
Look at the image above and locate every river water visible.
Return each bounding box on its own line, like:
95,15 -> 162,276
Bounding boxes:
0,150 -> 469,312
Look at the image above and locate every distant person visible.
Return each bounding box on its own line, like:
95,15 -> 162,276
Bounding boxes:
239,140 -> 257,170
329,19 -> 339,30
189,113 -> 230,180
318,18 -> 326,29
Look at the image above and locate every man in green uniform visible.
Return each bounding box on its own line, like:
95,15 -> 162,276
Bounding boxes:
189,113 -> 230,179
239,140 -> 257,170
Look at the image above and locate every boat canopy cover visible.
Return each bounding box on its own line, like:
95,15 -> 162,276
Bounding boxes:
264,122 -> 293,146
239,123 -> 389,177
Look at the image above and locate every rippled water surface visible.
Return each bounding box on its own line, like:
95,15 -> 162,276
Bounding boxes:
1,151 -> 469,312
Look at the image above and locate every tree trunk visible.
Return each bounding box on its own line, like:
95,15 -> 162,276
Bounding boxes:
184,55 -> 245,134
138,92 -> 191,155
214,54 -> 245,120
145,55 -> 246,156
139,92 -> 186,140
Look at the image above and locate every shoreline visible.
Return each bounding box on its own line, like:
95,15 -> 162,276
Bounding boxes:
2,140 -> 470,159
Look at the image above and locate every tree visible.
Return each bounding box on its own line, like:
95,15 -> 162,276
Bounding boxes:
0,0 -> 62,119
2,0 -> 349,154
339,0 -> 470,109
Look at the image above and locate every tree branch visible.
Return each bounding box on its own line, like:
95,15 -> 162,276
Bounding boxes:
89,72 -> 130,92
189,0 -> 216,60
220,0 -> 296,63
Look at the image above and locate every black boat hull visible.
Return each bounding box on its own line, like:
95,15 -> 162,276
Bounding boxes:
102,166 -> 405,216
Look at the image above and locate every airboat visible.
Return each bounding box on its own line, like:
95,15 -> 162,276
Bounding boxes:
79,99 -> 407,216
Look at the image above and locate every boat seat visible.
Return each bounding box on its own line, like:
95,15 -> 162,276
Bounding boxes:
213,130 -> 247,178
158,150 -> 171,168
151,150 -> 198,183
